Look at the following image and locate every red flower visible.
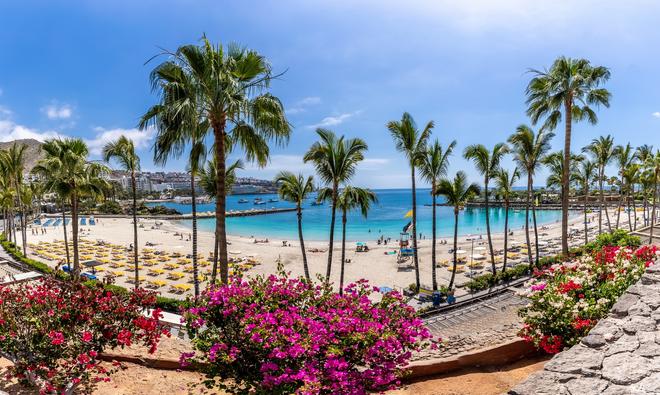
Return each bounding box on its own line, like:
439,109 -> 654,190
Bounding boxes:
117,329 -> 133,346
48,331 -> 64,346
82,331 -> 92,342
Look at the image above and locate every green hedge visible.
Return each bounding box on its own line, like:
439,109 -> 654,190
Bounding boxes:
0,234 -> 186,313
464,230 -> 641,293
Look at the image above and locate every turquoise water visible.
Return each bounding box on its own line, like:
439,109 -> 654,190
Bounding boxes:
151,189 -> 569,242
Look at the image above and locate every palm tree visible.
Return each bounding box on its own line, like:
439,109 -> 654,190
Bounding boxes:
140,37 -> 291,284
463,143 -> 508,273
152,119 -> 208,297
526,56 -> 611,256
0,143 -> 28,255
387,113 -> 432,292
419,139 -> 456,290
303,129 -> 367,282
320,186 -> 377,294
33,138 -> 109,278
542,151 -> 582,197
103,136 -> 141,288
583,135 -> 616,234
494,167 -> 520,272
573,159 -> 597,244
508,125 -> 554,265
613,143 -> 635,229
435,171 -> 480,290
275,171 -> 315,281
645,151 -> 660,244
198,156 -> 243,282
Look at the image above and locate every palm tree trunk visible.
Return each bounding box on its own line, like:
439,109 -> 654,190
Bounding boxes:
584,186 -> 589,245
643,189 -> 649,227
131,171 -> 139,289
561,100 -> 572,256
326,184 -> 338,282
411,167 -> 420,293
212,120 -> 229,284
631,188 -> 637,231
650,175 -> 658,245
191,174 -> 199,297
604,176 -> 613,232
598,173 -> 604,234
71,192 -> 80,278
532,194 -> 539,265
616,176 -> 624,229
339,210 -> 347,295
297,206 -> 310,281
431,183 -> 437,291
524,175 -> 533,265
61,201 -> 70,267
16,181 -> 27,256
448,208 -> 458,290
484,178 -> 495,274
502,200 -> 509,273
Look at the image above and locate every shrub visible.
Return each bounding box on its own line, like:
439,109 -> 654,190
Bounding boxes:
182,273 -> 433,394
95,200 -> 123,215
0,277 -> 169,393
584,229 -> 641,252
518,244 -> 657,354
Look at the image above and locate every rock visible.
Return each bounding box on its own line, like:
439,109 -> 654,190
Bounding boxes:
582,334 -> 606,348
641,272 -> 660,285
545,345 -> 604,374
611,293 -> 640,317
564,377 -> 610,395
641,292 -> 660,309
626,283 -> 647,295
632,372 -> 660,393
605,334 -> 639,356
589,319 -> 623,342
623,316 -> 656,334
602,384 -> 646,395
508,371 -> 572,395
651,309 -> 660,323
629,301 -> 652,317
602,352 -> 650,385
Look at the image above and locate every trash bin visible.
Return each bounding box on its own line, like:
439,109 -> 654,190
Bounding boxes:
432,292 -> 441,307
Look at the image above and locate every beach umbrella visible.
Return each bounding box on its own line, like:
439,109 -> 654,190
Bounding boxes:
474,246 -> 486,251
455,249 -> 467,255
472,253 -> 486,260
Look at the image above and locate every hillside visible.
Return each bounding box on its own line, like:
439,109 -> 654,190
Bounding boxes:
0,139 -> 44,173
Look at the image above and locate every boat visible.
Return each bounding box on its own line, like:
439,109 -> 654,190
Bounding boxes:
238,199 -> 249,203
311,201 -> 323,206
254,200 -> 266,205
268,198 -> 279,203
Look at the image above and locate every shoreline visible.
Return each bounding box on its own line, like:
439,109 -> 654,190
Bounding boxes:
17,208 -> 636,300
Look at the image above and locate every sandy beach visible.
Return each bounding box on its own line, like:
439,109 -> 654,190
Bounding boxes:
16,208 -> 641,299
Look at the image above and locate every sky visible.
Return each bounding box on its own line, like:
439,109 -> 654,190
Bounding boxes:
1,0 -> 659,188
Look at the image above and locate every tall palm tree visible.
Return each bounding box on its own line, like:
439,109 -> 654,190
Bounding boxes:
583,135 -> 616,234
33,138 -> 109,278
275,171 -> 315,281
0,143 -> 28,255
103,136 -> 141,289
198,156 -> 243,282
153,120 -> 207,297
526,56 -> 611,256
320,186 -> 377,294
495,167 -> 520,272
614,143 -> 635,229
140,37 -> 291,284
542,151 -> 582,196
419,139 -> 456,290
645,151 -> 660,244
573,159 -> 597,244
508,125 -> 554,265
463,143 -> 509,273
435,171 -> 480,290
303,129 -> 367,282
387,113 -> 432,292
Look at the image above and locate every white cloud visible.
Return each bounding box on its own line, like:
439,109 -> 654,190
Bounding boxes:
653,112 -> 660,118
306,111 -> 361,129
42,103 -> 73,120
361,158 -> 389,170
86,126 -> 156,155
0,120 -> 63,143
287,96 -> 322,115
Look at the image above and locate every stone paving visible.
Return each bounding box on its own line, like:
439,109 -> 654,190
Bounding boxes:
510,263 -> 660,395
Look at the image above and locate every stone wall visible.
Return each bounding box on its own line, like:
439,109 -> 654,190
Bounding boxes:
510,264 -> 660,395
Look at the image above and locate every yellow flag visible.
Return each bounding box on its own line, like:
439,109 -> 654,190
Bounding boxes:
404,209 -> 413,218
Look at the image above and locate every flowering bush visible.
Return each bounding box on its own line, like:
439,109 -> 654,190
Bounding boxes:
519,244 -> 657,353
182,273 -> 433,394
0,277 -> 169,394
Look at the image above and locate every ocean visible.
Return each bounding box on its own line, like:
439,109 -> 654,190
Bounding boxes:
150,188 -> 569,242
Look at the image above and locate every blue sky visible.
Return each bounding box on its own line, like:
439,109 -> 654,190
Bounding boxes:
1,0 -> 659,188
